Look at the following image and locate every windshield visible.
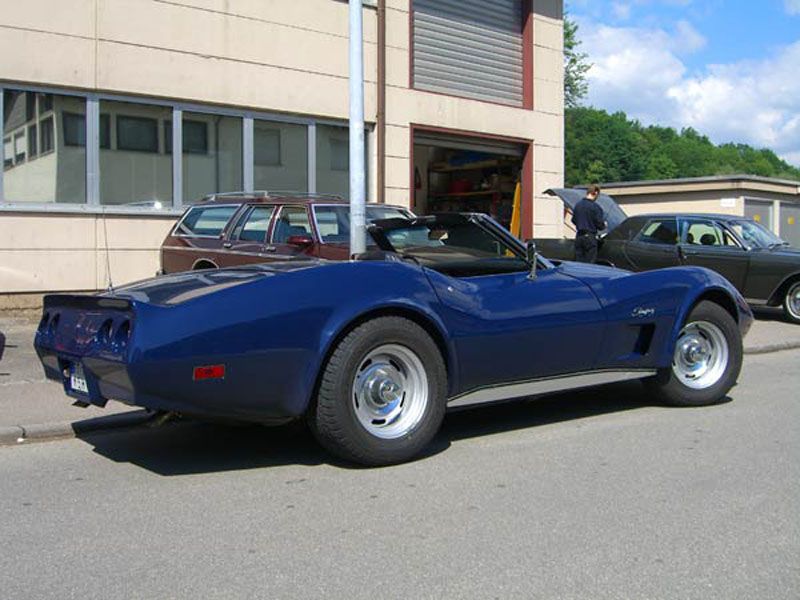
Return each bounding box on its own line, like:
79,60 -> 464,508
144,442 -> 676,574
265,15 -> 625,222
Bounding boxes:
371,215 -> 548,278
314,205 -> 414,243
727,220 -> 786,249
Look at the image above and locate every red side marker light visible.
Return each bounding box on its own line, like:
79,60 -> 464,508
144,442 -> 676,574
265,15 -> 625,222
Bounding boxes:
193,364 -> 225,381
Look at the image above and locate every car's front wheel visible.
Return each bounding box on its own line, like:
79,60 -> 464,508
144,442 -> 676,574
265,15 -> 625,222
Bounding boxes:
309,317 -> 447,466
783,281 -> 800,324
647,301 -> 743,407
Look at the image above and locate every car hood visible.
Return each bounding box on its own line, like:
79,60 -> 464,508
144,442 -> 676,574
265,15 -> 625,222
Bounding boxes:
544,188 -> 628,233
106,260 -> 326,306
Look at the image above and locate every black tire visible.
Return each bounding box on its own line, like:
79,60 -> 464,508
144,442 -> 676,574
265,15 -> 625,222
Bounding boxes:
309,317 -> 447,466
783,281 -> 800,324
646,301 -> 743,407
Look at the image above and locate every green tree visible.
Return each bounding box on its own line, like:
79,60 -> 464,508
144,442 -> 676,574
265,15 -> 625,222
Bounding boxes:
564,106 -> 800,184
564,15 -> 591,109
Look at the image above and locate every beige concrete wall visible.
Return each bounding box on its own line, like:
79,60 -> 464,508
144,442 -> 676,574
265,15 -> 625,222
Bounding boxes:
0,213 -> 175,293
1,0 -> 565,293
381,2 -> 565,236
609,191 -> 746,218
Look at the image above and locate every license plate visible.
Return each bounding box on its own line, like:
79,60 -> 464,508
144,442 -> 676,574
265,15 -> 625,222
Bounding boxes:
69,364 -> 89,394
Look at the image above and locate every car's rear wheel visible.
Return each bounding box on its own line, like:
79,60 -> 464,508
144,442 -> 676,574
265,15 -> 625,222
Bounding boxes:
309,317 -> 447,466
646,301 -> 742,407
783,281 -> 800,324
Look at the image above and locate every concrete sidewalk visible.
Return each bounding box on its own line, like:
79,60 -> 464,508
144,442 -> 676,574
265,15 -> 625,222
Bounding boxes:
1,309 -> 799,445
0,316 -> 152,444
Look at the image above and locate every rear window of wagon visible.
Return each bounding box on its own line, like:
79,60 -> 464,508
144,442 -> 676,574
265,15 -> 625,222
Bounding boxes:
175,205 -> 240,237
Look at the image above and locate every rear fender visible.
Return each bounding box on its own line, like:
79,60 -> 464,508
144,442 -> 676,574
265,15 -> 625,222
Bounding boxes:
310,300 -> 458,410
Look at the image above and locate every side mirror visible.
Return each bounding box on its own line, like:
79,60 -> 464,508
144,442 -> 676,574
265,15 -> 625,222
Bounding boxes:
526,240 -> 538,280
286,234 -> 314,248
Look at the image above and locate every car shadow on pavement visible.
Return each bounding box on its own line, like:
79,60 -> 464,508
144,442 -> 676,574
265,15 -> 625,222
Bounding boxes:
76,420 -> 335,475
72,379 -> 700,475
752,306 -> 789,323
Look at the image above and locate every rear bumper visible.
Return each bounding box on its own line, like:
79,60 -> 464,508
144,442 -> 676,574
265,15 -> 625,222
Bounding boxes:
37,345 -> 307,423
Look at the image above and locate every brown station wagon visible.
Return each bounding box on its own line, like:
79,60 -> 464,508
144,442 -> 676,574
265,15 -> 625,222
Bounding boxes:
159,192 -> 414,274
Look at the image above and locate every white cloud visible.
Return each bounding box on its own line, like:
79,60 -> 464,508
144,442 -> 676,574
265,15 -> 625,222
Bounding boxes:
612,2 -> 632,20
582,22 -> 800,167
786,0 -> 800,15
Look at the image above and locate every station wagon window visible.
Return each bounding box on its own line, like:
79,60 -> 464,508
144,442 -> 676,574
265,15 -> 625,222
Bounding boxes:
638,218 -> 678,245
682,219 -> 739,247
272,207 -> 312,243
176,205 -> 239,237
231,206 -> 275,242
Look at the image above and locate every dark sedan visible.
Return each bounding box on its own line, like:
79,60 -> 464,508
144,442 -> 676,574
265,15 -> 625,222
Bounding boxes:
536,188 -> 800,323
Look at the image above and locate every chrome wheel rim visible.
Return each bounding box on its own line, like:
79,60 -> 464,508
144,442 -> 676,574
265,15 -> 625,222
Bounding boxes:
672,320 -> 729,390
352,344 -> 428,440
787,283 -> 800,320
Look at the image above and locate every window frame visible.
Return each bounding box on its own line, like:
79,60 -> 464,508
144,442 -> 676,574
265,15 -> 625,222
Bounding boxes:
171,204 -> 242,239
0,83 -> 366,212
270,205 -> 313,244
680,217 -> 744,250
635,217 -> 680,246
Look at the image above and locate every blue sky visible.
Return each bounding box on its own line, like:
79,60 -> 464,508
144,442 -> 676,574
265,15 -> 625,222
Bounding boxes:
568,0 -> 800,167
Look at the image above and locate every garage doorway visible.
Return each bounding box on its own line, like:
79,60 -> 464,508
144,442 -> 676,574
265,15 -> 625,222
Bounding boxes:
412,127 -> 532,236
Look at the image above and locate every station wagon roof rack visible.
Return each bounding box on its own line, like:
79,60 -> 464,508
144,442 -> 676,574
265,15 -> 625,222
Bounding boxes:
202,191 -> 345,202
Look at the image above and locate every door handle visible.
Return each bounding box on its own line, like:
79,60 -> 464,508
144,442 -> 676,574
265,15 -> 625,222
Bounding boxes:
263,245 -> 277,253
222,242 -> 232,249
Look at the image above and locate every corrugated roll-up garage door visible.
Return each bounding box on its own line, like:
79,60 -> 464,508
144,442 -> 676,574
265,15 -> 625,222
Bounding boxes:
413,0 -> 524,107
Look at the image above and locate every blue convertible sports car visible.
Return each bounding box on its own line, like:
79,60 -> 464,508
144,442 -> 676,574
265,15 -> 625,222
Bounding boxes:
35,213 -> 752,465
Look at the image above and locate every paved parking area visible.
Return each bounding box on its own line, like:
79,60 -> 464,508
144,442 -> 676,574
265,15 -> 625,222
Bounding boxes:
0,348 -> 797,599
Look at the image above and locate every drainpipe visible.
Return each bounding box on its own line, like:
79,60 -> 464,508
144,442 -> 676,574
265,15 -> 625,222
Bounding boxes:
377,0 -> 386,204
349,0 -> 366,255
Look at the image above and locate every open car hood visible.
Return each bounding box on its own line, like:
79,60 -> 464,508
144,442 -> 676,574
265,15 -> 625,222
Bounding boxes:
545,188 -> 628,234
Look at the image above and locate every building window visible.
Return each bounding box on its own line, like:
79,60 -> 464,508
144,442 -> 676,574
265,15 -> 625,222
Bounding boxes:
63,112 -> 86,147
253,121 -> 307,192
100,100 -> 171,206
117,115 -> 158,153
1,90 -> 85,203
40,93 -> 53,113
28,124 -> 37,158
317,124 -> 360,197
39,117 -> 54,154
165,119 -> 208,155
100,114 -> 111,149
254,127 -> 281,166
1,86 -> 359,208
330,138 -> 349,171
13,131 -> 25,164
182,111 -> 241,202
25,94 -> 36,121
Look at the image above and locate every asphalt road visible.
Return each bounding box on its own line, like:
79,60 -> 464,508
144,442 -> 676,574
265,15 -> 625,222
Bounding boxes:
0,350 -> 797,600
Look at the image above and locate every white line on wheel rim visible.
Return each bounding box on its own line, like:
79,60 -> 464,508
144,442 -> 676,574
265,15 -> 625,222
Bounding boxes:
352,344 -> 429,439
672,320 -> 729,390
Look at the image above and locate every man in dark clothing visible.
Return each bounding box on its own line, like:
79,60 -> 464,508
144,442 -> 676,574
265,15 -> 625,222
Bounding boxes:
571,184 -> 606,263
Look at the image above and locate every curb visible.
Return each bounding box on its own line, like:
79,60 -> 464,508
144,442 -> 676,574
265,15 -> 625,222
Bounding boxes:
0,410 -> 155,446
744,341 -> 800,355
